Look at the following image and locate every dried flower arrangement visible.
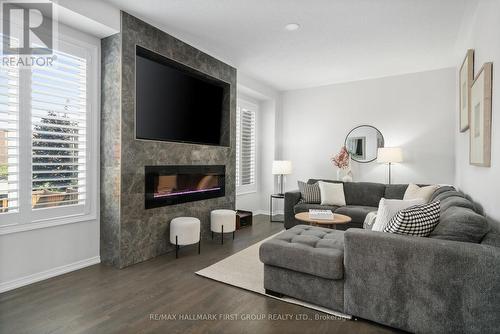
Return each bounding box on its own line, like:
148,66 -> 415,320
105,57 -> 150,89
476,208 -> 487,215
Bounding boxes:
332,146 -> 350,169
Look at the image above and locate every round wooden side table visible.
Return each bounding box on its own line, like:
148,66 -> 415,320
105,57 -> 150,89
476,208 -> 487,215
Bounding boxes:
294,212 -> 352,229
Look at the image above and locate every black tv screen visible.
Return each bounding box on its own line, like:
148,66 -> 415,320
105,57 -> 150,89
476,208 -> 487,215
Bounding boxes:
135,46 -> 228,146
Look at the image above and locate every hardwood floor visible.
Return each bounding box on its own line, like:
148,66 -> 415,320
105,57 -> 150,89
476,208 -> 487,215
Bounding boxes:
0,215 -> 401,334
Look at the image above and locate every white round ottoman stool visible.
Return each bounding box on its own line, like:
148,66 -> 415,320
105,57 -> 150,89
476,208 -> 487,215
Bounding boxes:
210,209 -> 236,245
170,217 -> 201,258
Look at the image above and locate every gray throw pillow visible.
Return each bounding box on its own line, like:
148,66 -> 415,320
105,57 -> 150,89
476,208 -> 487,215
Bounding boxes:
298,181 -> 321,204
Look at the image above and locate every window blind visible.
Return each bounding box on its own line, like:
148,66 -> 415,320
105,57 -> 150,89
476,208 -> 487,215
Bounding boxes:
31,50 -> 87,209
236,106 -> 256,187
236,107 -> 240,186
0,66 -> 19,213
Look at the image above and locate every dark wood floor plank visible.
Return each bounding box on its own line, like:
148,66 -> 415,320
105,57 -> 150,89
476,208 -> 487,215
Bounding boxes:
0,215 -> 401,334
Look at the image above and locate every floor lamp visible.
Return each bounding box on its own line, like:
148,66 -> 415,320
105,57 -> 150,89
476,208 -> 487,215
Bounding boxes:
377,148 -> 403,185
272,160 -> 292,195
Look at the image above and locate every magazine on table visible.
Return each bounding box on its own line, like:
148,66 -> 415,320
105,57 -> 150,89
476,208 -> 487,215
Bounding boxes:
308,209 -> 334,220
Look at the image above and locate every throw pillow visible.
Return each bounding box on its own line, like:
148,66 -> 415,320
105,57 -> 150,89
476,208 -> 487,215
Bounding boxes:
318,181 -> 346,206
298,181 -> 321,204
403,183 -> 439,203
429,206 -> 489,243
372,198 -> 425,232
363,211 -> 378,230
384,201 -> 441,237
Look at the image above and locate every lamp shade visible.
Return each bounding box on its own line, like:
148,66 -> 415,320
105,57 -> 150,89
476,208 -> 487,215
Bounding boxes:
272,160 -> 293,175
377,147 -> 403,163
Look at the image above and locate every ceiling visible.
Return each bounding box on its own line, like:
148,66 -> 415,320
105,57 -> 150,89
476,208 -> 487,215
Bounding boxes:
104,0 -> 470,91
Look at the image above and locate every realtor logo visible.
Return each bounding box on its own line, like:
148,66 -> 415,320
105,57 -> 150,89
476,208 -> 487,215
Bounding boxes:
1,0 -> 53,55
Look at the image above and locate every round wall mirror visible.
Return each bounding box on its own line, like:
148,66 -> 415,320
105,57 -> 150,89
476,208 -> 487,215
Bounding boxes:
344,125 -> 384,163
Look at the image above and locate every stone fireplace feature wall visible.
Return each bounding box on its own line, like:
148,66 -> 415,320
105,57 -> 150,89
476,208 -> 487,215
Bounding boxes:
101,12 -> 236,268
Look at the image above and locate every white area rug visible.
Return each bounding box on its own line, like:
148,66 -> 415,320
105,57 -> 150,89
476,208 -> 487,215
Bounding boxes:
196,233 -> 351,319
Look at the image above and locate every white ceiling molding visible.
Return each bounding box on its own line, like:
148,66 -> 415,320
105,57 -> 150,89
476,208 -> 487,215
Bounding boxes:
52,0 -> 120,38
237,72 -> 280,102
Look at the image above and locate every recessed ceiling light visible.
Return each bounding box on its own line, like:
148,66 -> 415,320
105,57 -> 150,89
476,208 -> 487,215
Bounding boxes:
284,23 -> 300,31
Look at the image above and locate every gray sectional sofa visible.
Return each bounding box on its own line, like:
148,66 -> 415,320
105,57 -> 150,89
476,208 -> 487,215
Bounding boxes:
261,181 -> 500,333
285,179 -> 416,229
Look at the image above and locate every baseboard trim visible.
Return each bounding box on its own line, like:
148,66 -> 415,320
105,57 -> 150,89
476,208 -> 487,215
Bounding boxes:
0,256 -> 101,293
253,210 -> 284,216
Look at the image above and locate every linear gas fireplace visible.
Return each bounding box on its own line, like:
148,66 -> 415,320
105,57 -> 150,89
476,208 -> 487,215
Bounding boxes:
145,165 -> 225,209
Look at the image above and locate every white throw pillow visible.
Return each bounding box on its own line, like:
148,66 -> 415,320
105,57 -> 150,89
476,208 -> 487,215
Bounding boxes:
403,183 -> 439,203
364,211 -> 378,230
372,198 -> 425,232
318,181 -> 346,206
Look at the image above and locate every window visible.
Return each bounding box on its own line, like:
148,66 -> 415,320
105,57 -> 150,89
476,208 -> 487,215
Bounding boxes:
0,66 -> 19,214
236,100 -> 257,194
0,32 -> 98,231
31,49 -> 87,210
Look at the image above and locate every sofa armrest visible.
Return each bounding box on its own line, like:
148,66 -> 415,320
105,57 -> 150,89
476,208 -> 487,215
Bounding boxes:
284,190 -> 301,229
344,229 -> 500,334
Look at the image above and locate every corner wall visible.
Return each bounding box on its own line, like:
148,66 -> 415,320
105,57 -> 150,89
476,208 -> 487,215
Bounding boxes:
100,33 -> 122,267
0,23 -> 102,293
235,74 -> 282,215
101,12 -> 237,268
454,0 -> 500,230
281,68 -> 456,190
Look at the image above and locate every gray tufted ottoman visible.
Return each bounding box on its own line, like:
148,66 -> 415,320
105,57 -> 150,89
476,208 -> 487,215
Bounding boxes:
259,224 -> 345,311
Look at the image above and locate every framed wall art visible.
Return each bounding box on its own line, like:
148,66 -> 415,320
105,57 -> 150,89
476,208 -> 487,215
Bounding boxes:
470,62 -> 493,167
459,49 -> 474,132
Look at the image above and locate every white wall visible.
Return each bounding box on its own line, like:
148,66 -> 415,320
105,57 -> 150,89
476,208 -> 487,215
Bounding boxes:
0,220 -> 100,292
281,68 -> 456,191
0,24 -> 101,293
236,74 -> 282,214
454,0 -> 500,230
235,93 -> 264,212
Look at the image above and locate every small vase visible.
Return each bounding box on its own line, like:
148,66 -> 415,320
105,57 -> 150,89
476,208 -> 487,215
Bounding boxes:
342,171 -> 353,182
336,169 -> 342,181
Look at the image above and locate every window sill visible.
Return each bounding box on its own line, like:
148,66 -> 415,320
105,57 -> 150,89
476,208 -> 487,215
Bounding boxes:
236,190 -> 258,196
0,213 -> 97,235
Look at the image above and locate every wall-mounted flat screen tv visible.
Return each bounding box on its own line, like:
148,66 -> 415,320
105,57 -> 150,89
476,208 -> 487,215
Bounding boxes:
135,46 -> 229,146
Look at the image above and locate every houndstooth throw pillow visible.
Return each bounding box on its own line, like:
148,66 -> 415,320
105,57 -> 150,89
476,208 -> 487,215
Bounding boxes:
384,201 -> 440,237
